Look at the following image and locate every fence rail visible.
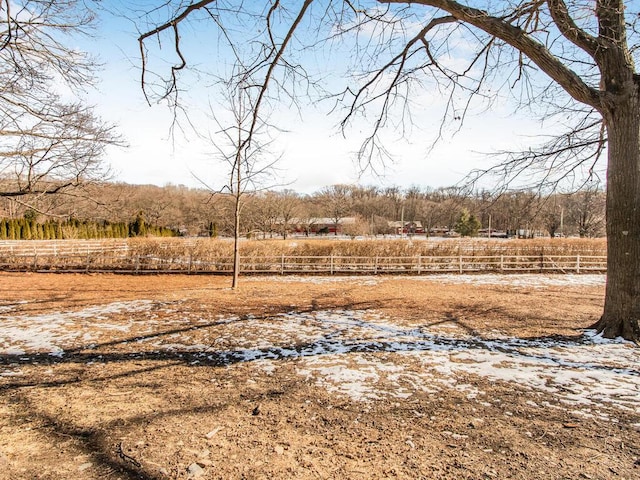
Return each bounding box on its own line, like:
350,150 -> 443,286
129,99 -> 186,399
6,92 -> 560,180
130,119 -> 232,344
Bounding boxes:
0,251 -> 607,274
0,240 -> 130,256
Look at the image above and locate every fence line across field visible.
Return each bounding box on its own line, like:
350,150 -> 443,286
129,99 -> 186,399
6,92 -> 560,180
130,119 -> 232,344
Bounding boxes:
0,240 -> 130,256
0,251 -> 607,274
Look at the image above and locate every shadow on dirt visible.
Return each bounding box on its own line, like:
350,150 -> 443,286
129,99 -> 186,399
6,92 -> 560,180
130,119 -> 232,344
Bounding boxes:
5,389 -> 237,480
2,300 -> 636,391
1,298 -> 637,479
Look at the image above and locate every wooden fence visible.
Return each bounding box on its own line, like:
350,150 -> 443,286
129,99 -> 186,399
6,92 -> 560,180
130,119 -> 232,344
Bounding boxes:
0,250 -> 607,274
0,240 -> 129,255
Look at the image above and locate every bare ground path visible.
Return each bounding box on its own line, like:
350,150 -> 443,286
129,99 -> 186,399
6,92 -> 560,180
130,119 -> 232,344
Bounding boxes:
0,273 -> 638,479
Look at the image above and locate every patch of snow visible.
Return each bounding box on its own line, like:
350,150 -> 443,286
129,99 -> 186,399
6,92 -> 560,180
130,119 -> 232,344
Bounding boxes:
254,274 -> 605,288
299,360 -> 381,401
0,300 -> 156,358
1,297 -> 636,417
185,309 -> 636,411
254,276 -> 382,286
0,300 -> 29,314
411,274 -> 606,288
120,307 -> 637,412
254,359 -> 276,375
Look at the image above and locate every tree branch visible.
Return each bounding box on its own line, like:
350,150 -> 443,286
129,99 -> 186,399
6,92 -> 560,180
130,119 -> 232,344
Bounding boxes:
241,0 -> 314,154
381,0 -> 602,109
138,0 -> 217,105
547,0 -> 599,57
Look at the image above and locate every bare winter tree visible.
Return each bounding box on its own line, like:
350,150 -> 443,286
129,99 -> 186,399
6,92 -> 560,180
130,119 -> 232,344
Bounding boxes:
0,1 -> 120,209
416,190 -> 451,236
138,1 -> 639,342
317,184 -> 354,235
250,192 -> 281,239
566,186 -> 606,238
203,74 -> 280,289
540,195 -> 565,238
273,190 -> 301,239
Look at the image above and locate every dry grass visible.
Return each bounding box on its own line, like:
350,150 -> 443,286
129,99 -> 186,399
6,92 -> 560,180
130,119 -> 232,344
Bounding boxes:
128,237 -> 606,259
0,237 -> 607,272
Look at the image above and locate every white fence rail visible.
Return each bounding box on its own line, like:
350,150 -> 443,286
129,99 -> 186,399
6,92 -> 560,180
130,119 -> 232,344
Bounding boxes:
0,250 -> 607,274
0,240 -> 129,256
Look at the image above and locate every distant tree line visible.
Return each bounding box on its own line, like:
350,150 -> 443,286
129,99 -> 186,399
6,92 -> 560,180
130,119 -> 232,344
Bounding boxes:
0,181 -> 605,239
0,211 -> 178,240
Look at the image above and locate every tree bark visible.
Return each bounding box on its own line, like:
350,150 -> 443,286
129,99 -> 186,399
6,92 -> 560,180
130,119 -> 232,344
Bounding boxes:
232,191 -> 240,289
592,84 -> 640,342
232,136 -> 242,290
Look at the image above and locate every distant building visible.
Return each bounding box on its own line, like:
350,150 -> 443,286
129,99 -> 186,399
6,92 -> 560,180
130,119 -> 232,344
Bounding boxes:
286,217 -> 358,235
388,221 -> 424,235
478,228 -> 508,238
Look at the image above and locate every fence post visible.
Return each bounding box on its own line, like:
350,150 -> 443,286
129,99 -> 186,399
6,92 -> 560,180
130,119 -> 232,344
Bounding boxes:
459,254 -> 463,274
281,254 -> 285,275
188,253 -> 193,274
576,254 -> 581,274
374,255 -> 378,275
330,255 -> 334,275
500,255 -> 504,272
417,255 -> 421,274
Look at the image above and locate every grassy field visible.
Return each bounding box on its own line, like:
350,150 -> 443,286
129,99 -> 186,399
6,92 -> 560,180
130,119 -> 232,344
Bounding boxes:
127,236 -> 607,258
0,237 -> 607,274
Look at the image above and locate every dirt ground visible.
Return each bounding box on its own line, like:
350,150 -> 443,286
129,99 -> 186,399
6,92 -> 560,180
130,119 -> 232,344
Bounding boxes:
0,272 -> 638,480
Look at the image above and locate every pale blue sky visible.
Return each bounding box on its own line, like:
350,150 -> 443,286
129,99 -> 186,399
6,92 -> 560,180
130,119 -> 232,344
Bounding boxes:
80,2 -> 552,194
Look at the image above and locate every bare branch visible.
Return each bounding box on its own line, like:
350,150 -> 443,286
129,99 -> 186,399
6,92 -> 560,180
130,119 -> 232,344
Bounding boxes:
242,0 -> 314,154
138,0 -> 216,105
381,0 -> 602,108
0,1 -> 120,203
547,0 -> 599,57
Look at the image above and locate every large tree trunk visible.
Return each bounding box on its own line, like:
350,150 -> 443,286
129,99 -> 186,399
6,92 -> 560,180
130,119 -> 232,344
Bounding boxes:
592,87 -> 640,342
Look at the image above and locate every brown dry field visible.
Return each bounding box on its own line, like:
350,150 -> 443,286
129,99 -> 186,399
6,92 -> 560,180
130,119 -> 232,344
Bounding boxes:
0,272 -> 638,480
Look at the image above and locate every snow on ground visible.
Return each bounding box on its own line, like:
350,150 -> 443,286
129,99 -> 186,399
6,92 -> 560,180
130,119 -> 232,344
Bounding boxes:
0,274 -> 636,419
0,300 -> 155,358
260,274 -> 606,288
412,273 -> 606,287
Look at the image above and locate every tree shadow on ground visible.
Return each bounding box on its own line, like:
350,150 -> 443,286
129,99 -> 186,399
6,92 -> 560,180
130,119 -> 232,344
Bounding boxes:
1,298 -> 637,479
2,299 -> 636,392
5,387 -> 245,480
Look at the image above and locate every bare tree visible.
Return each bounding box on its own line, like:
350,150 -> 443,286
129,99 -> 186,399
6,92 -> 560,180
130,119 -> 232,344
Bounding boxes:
403,186 -> 422,224
317,184 -> 353,235
341,215 -> 369,239
250,192 -> 280,239
138,1 -> 640,341
294,197 -> 320,236
350,185 -> 382,222
566,186 -> 606,238
499,191 -> 541,235
380,187 -> 404,221
273,189 -> 301,239
204,75 -> 279,289
416,195 -> 448,236
0,1 -> 120,207
540,196 -> 564,238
